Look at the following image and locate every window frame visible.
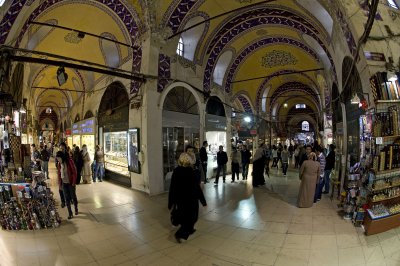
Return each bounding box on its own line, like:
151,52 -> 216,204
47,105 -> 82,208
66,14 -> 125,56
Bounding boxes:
296,103 -> 306,109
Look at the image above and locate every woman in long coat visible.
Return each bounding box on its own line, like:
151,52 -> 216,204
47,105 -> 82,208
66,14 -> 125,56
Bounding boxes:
81,145 -> 91,184
252,144 -> 266,187
298,152 -> 320,208
168,152 -> 207,243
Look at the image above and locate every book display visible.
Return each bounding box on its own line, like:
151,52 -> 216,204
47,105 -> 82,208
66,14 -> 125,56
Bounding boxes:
362,99 -> 400,235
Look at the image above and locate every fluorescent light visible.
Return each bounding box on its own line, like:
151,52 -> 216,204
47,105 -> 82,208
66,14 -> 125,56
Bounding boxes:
244,116 -> 251,122
388,76 -> 397,82
283,103 -> 288,108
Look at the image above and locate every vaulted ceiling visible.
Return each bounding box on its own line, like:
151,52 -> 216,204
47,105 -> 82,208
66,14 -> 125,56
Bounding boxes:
1,0 -> 340,134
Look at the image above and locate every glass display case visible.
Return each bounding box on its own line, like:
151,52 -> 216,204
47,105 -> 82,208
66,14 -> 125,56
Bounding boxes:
67,136 -> 73,149
205,131 -> 226,177
104,131 -> 129,177
81,135 -> 95,159
72,135 -> 81,148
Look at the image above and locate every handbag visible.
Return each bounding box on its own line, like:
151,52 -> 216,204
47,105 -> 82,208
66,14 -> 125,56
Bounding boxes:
170,205 -> 181,226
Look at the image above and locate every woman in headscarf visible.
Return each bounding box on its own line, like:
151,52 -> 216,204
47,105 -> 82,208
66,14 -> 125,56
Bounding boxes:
81,144 -> 91,184
252,143 -> 266,187
168,152 -> 207,243
297,152 -> 320,208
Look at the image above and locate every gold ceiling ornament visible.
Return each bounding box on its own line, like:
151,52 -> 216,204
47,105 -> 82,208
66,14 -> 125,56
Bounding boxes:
261,50 -> 298,68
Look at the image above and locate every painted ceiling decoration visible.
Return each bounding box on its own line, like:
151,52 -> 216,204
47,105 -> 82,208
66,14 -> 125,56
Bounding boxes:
202,6 -> 334,93
255,69 -> 319,112
225,36 -> 320,93
235,94 -> 254,114
162,0 -> 203,34
261,50 -> 298,68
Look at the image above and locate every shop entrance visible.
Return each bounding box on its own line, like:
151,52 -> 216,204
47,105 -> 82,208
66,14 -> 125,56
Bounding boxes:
98,82 -> 130,187
162,86 -> 200,190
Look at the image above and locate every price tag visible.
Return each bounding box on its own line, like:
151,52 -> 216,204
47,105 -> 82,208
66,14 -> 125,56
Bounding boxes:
376,137 -> 383,145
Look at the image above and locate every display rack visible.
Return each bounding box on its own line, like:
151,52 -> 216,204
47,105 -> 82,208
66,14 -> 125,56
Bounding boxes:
363,100 -> 400,235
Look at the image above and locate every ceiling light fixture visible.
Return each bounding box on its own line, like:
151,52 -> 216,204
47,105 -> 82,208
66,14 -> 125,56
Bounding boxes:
351,94 -> 360,105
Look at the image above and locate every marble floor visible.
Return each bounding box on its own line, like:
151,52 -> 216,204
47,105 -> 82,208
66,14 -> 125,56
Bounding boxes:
1,161 -> 400,266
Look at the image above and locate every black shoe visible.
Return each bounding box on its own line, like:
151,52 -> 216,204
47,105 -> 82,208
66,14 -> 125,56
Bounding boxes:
68,215 -> 73,219
75,210 -> 78,215
231,180 -> 235,183
214,181 -> 218,184
322,191 -> 329,194
61,203 -> 65,208
99,180 -> 103,182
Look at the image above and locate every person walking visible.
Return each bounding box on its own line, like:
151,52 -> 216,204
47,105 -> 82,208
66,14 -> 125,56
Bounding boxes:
94,145 -> 105,182
299,145 -> 312,167
199,141 -> 209,183
241,145 -> 251,180
264,145 -> 271,176
294,145 -> 300,168
252,143 -> 266,187
214,145 -> 228,185
168,153 -> 207,243
31,144 -> 41,171
56,150 -> 78,219
230,147 -> 241,183
186,145 -> 201,184
314,146 -> 326,202
281,145 -> 289,176
323,144 -> 336,194
72,146 -> 83,185
40,145 -> 50,179
298,152 -> 320,208
271,145 -> 278,169
81,145 -> 92,184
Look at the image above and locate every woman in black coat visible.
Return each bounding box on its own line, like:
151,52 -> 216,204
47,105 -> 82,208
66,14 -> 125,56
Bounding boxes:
72,146 -> 83,185
168,152 -> 207,243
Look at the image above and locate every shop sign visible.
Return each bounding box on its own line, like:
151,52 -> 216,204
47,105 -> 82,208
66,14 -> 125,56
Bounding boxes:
364,51 -> 386,62
205,114 -> 227,131
65,129 -> 71,136
81,118 -> 95,134
250,129 -> 257,135
72,123 -> 80,134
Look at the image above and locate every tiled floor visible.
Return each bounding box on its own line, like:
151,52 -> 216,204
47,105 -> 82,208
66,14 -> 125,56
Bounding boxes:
1,160 -> 400,266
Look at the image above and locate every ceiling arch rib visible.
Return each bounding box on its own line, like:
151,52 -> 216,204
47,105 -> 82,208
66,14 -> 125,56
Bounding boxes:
202,6 -> 336,92
225,36 -> 321,93
232,93 -> 254,114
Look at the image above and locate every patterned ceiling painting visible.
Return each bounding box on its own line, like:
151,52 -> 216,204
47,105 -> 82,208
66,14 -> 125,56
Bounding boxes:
225,36 -> 320,93
261,50 -> 297,68
162,0 -> 205,34
13,0 -> 143,93
255,70 -> 319,112
269,82 -> 320,110
0,0 -> 27,44
234,94 -> 254,114
202,6 -> 335,93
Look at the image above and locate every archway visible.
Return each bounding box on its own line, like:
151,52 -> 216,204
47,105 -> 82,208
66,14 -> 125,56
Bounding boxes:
162,85 -> 200,190
98,81 -> 130,187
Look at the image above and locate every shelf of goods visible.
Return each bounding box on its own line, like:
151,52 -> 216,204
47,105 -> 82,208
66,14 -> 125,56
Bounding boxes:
363,100 -> 400,235
0,172 -> 61,231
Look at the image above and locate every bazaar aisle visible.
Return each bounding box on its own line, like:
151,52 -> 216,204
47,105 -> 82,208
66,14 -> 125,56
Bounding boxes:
0,160 -> 399,266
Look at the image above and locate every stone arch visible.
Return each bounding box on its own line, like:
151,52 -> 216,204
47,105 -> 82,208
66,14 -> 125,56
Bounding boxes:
159,81 -> 203,111
84,110 -> 94,119
206,96 -> 226,117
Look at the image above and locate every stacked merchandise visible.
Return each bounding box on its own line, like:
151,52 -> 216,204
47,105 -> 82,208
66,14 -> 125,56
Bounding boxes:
343,164 -> 361,220
370,72 -> 400,101
373,143 -> 400,172
0,173 -> 61,230
0,184 -> 61,230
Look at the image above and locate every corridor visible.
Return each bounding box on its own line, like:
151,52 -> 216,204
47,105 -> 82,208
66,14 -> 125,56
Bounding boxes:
0,161 -> 398,266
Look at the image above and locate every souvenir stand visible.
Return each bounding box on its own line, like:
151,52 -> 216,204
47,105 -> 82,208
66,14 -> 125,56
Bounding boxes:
1,99 -> 61,231
348,72 -> 400,235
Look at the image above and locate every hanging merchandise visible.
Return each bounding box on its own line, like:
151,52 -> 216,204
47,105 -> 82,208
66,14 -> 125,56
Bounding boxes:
3,130 -> 9,149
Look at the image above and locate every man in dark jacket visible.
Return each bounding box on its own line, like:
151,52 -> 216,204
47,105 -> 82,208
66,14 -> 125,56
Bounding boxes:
241,145 -> 251,180
40,145 -> 50,179
214,145 -> 228,185
199,141 -> 208,183
323,144 -> 336,194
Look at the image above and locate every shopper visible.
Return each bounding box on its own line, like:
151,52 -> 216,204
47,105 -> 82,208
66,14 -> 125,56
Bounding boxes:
40,145 -> 50,179
281,145 -> 289,176
299,145 -> 312,167
314,146 -> 326,202
199,141 -> 208,183
294,145 -> 300,168
56,150 -> 78,219
31,144 -> 41,171
230,147 -> 241,183
168,152 -> 207,243
185,145 -> 200,184
94,145 -> 105,182
81,144 -> 92,184
241,145 -> 251,180
324,144 -> 336,194
252,143 -> 266,187
214,145 -> 228,185
73,146 -> 83,185
298,152 -> 320,208
271,145 -> 278,168
264,145 -> 271,176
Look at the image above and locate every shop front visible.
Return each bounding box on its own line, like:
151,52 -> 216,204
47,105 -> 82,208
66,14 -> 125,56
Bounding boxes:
72,122 -> 81,148
66,129 -> 72,149
98,82 -> 130,187
71,117 -> 96,155
161,86 -> 200,190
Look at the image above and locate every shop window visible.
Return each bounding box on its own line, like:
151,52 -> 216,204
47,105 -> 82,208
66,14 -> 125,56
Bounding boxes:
388,0 -> 399,8
302,121 -> 309,131
296,104 -> 306,109
176,37 -> 184,56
